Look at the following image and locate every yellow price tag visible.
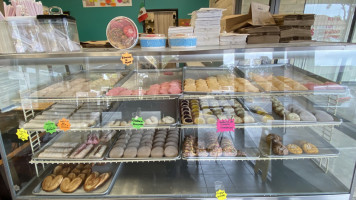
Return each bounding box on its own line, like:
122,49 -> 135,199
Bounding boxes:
121,52 -> 134,66
216,189 -> 227,200
16,128 -> 29,141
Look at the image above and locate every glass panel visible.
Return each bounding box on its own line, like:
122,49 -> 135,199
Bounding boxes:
304,0 -> 356,42
0,44 -> 355,199
279,0 -> 306,14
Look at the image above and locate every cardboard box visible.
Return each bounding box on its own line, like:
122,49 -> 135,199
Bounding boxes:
280,36 -> 312,43
237,26 -> 280,44
238,25 -> 280,34
221,14 -> 251,32
221,2 -> 275,32
273,14 -> 315,26
279,26 -> 311,38
247,35 -> 280,44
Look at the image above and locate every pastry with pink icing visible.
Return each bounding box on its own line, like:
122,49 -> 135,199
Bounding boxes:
132,89 -> 146,95
118,90 -> 132,95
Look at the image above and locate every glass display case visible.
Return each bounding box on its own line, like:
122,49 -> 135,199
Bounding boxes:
1,42 -> 356,200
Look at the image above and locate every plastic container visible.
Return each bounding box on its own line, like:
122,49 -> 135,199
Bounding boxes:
106,16 -> 138,50
139,34 -> 166,49
37,7 -> 81,52
6,16 -> 46,53
169,34 -> 197,48
0,21 -> 15,54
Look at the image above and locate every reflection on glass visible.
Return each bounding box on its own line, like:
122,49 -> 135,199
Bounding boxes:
304,0 -> 355,42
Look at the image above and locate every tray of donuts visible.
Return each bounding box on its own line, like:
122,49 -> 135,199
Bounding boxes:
106,69 -> 183,97
33,131 -> 118,161
261,129 -> 339,158
182,67 -> 261,95
235,64 -> 346,94
181,128 -> 260,160
179,99 -> 257,126
32,163 -> 120,195
103,100 -> 178,128
270,96 -> 342,125
106,128 -> 181,161
237,97 -> 282,124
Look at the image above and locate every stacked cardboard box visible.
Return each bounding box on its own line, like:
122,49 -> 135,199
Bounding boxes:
237,26 -> 280,44
191,8 -> 224,46
220,3 -> 315,44
273,14 -> 315,43
220,3 -> 279,44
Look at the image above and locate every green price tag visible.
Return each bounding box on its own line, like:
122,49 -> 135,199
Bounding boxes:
44,120 -> 57,134
131,116 -> 144,129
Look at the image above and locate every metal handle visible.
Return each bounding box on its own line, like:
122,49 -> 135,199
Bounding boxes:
49,6 -> 63,15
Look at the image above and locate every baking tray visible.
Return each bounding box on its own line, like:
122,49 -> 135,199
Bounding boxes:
182,67 -> 261,96
238,96 -> 342,126
105,68 -> 182,98
181,128 -> 260,161
29,70 -> 128,100
32,131 -> 118,162
32,163 -> 120,196
178,99 -> 259,127
255,127 -> 339,158
103,100 -> 178,128
105,128 -> 182,162
235,64 -> 347,95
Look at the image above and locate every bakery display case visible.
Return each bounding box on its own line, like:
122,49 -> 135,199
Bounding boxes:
1,42 -> 356,200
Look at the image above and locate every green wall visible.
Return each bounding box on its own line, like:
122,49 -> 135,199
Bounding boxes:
33,0 -> 209,41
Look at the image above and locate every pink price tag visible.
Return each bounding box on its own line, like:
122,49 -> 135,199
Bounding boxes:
217,119 -> 235,132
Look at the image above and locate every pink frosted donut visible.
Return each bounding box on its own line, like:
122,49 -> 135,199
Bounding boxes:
168,86 -> 182,94
106,87 -> 126,96
149,84 -> 160,89
106,90 -> 118,96
113,87 -> 126,92
119,90 -> 133,96
146,89 -> 159,95
160,85 -> 169,90
132,89 -> 146,95
159,88 -> 169,94
160,82 -> 170,87
169,83 -> 180,88
171,80 -> 181,84
304,83 -> 316,90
